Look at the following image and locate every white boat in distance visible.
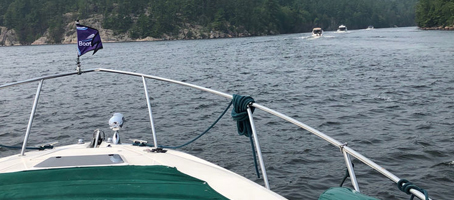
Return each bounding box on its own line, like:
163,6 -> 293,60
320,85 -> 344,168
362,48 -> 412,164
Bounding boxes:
337,25 -> 347,32
367,25 -> 374,30
0,68 -> 432,200
312,27 -> 323,37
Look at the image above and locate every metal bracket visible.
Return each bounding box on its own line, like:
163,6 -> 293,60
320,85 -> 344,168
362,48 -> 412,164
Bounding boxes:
145,148 -> 167,153
131,139 -> 148,146
339,142 -> 348,153
151,148 -> 167,153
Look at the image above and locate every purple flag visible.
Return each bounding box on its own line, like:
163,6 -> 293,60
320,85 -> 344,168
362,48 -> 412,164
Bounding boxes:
76,23 -> 103,56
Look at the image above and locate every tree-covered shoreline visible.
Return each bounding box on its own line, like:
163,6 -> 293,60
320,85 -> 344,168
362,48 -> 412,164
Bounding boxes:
416,0 -> 454,29
1,0 -> 419,45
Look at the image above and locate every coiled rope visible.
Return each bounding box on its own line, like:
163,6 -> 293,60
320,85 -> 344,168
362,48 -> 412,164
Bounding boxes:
397,179 -> 429,200
231,94 -> 255,137
231,94 -> 260,178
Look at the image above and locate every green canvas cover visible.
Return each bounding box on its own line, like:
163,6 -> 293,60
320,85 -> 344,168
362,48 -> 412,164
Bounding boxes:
318,187 -> 380,200
0,165 -> 229,200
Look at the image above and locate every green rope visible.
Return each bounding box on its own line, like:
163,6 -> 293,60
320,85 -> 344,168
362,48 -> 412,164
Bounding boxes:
231,94 -> 260,178
231,94 -> 255,137
158,100 -> 233,149
340,169 -> 349,187
339,163 -> 354,187
135,94 -> 261,179
397,179 -> 429,200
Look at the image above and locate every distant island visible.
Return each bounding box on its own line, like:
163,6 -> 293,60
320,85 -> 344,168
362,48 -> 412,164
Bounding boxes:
1,0 -> 420,46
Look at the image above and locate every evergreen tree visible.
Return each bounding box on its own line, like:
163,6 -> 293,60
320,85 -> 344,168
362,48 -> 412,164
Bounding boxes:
416,0 -> 454,28
0,0 -> 424,44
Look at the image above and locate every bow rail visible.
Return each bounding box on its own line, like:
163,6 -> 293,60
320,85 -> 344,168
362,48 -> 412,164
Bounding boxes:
0,68 -> 431,200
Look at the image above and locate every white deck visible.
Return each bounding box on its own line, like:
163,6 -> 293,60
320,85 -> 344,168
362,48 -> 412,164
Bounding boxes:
0,142 -> 286,200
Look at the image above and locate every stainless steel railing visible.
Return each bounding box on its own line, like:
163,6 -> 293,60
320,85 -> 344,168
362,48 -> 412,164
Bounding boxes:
0,68 -> 430,200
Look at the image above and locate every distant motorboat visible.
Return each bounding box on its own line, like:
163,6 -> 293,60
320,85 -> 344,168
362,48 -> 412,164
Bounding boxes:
337,25 -> 347,32
366,25 -> 374,30
312,28 -> 323,37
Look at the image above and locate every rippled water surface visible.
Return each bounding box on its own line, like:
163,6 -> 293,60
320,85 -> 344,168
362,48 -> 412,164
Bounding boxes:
1,27 -> 453,199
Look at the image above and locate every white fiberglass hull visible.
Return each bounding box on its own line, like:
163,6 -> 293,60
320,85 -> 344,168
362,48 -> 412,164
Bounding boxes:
0,143 -> 285,200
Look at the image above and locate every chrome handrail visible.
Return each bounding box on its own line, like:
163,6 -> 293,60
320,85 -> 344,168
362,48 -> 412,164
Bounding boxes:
0,68 -> 431,200
247,106 -> 270,189
142,76 -> 158,149
20,79 -> 43,155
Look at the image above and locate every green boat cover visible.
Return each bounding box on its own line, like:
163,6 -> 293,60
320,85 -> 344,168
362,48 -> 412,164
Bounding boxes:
0,165 -> 229,200
318,187 -> 380,200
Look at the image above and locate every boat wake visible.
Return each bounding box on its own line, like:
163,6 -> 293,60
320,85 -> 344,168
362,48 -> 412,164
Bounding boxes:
301,36 -> 324,40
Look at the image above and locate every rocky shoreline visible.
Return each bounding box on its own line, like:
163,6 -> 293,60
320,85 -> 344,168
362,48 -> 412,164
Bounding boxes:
3,19 -> 450,47
0,16 -> 251,47
420,25 -> 454,30
0,27 -> 20,46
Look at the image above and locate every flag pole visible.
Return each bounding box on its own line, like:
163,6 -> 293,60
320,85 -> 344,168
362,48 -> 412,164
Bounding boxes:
76,55 -> 81,75
76,20 -> 81,75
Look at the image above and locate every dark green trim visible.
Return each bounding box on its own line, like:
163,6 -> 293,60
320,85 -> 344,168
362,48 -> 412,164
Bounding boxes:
318,187 -> 379,200
0,165 -> 228,200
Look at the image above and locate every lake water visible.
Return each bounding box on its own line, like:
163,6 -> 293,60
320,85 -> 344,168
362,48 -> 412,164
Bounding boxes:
0,27 -> 453,199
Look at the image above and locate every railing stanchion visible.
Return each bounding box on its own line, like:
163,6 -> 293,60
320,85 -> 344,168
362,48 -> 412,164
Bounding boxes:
21,79 -> 44,156
142,76 -> 158,148
247,105 -> 270,189
342,148 -> 360,192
